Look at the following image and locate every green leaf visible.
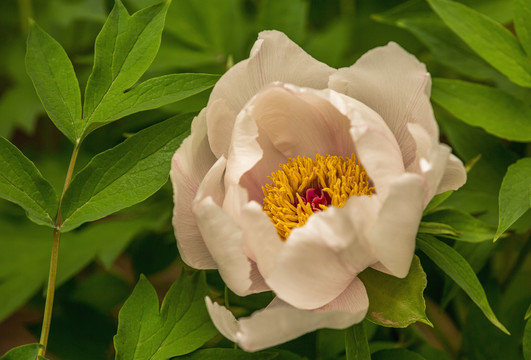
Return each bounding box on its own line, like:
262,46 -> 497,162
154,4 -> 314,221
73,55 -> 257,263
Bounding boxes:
0,137 -> 57,227
423,209 -> 496,242
495,158 -> 531,240
25,20 -> 82,144
525,318 -> 531,360
82,0 -> 170,137
432,79 -> 531,142
258,0 -> 308,44
344,322 -> 371,360
417,234 -> 509,334
113,272 -> 217,360
418,222 -> 459,237
60,114 -> 192,232
0,344 -> 42,360
358,256 -> 431,328
179,349 -> 277,360
428,0 -> 531,87
526,303 -> 531,320
84,73 -> 218,127
423,190 -> 453,215
515,0 -> 531,58
372,349 -> 426,360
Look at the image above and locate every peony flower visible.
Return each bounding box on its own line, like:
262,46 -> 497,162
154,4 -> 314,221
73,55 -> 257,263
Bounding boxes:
170,30 -> 466,351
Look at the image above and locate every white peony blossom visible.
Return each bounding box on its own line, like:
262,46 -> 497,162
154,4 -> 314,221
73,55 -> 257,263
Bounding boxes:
170,30 -> 466,351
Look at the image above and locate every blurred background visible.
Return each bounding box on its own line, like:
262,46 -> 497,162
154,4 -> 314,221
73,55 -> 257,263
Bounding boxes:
0,0 -> 529,359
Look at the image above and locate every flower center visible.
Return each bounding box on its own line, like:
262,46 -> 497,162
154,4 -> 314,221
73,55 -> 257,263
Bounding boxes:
261,154 -> 374,241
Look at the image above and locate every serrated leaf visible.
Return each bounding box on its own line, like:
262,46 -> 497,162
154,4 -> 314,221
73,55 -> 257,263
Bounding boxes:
428,0 -> 531,87
372,349 -> 426,360
358,256 -> 431,328
515,0 -> 531,58
423,209 -> 496,242
179,348 -> 277,360
0,137 -> 57,227
417,234 -> 509,334
25,20 -> 82,143
345,322 -> 371,360
432,79 -> 531,142
60,114 -> 192,232
113,272 -> 217,360
0,344 -> 42,360
495,158 -> 531,240
82,0 -> 169,136
84,73 -> 218,127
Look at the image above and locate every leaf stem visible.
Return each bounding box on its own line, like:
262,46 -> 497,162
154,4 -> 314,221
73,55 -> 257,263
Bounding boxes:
345,321 -> 371,360
17,0 -> 33,35
38,144 -> 80,358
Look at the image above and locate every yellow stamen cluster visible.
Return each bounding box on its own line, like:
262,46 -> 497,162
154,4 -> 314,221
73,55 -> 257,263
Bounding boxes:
262,154 -> 374,241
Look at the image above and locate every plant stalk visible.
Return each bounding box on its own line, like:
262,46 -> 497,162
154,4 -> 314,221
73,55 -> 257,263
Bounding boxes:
38,144 -> 80,358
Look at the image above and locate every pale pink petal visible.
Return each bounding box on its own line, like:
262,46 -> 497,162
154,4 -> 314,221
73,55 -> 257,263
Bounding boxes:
193,195 -> 257,296
436,153 -> 467,194
170,110 -> 217,269
240,201 -> 284,277
207,30 -> 335,157
329,42 -> 438,168
367,173 -> 425,278
265,197 -> 379,310
226,83 -> 405,202
205,278 -> 368,352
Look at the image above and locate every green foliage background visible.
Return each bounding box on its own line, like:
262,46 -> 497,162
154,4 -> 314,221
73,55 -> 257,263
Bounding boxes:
0,0 -> 530,359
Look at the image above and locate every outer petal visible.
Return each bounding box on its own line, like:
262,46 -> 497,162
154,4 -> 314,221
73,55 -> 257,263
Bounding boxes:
436,153 -> 466,194
264,196 -> 379,310
193,157 -> 267,295
205,278 -> 368,352
170,110 -> 217,269
329,42 -> 438,168
368,173 -> 425,278
207,30 -> 335,158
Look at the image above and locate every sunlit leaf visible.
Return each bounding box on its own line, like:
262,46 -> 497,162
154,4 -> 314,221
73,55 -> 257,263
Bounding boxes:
432,79 -> 531,142
25,20 -> 82,143
428,0 -> 531,87
359,256 -> 431,328
114,272 -> 217,359
0,137 -> 57,227
423,209 -> 496,242
82,0 -> 169,136
495,158 -> 531,240
60,114 -> 192,232
417,234 -> 509,334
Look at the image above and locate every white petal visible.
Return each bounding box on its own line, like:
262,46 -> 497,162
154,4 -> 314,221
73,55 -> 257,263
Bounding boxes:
436,153 -> 467,194
265,197 -> 378,310
193,195 -> 259,296
207,30 -> 335,158
329,42 -> 438,168
367,173 -> 425,278
206,278 -> 368,352
170,110 -> 217,269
